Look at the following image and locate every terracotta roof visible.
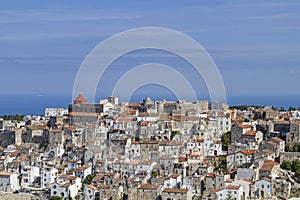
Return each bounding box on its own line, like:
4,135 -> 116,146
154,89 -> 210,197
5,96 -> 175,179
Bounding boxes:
240,150 -> 256,155
68,160 -> 79,163
76,166 -> 89,170
163,188 -> 189,193
238,124 -> 251,129
268,141 -> 279,146
131,141 -> 140,145
226,185 -> 240,190
86,184 -> 98,190
178,156 -> 187,162
60,174 -> 77,180
73,93 -> 87,104
264,159 -> 279,165
169,174 -> 181,178
260,164 -> 274,172
140,121 -> 151,126
272,137 -> 284,142
244,130 -> 257,136
138,184 -> 159,190
262,177 -> 271,182
0,171 -> 13,176
101,185 -> 110,189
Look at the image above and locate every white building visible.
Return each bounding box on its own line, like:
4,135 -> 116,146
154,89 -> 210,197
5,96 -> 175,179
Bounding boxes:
41,167 -> 58,189
51,174 -> 82,199
0,171 -> 18,192
84,184 -> 99,200
45,108 -> 68,119
215,185 -> 243,200
21,166 -> 40,188
75,166 -> 92,182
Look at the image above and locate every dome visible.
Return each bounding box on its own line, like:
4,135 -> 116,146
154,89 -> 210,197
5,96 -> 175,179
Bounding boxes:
73,93 -> 87,104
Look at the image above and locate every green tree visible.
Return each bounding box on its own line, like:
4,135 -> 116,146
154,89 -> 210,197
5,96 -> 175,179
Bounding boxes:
151,171 -> 158,178
171,131 -> 180,140
293,145 -> 299,152
83,174 -> 95,184
51,196 -> 63,200
226,190 -> 234,200
289,107 -> 296,111
221,131 -> 231,150
68,191 -> 73,200
282,161 -> 292,170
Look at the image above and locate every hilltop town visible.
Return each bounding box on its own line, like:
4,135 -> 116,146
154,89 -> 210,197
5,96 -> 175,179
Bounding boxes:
0,94 -> 300,200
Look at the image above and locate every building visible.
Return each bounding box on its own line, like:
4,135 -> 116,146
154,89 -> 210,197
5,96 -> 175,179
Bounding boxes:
45,108 -> 68,119
21,166 -> 40,187
162,188 -> 192,200
51,174 -> 82,199
0,171 -> 18,192
41,167 -> 58,189
137,184 -> 161,200
68,93 -> 103,124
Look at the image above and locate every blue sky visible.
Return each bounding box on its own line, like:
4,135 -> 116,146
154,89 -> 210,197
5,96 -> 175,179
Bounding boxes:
1,0 -> 300,111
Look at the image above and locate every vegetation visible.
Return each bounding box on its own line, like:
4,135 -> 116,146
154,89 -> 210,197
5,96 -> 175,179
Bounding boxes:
68,192 -> 73,200
225,190 -> 234,200
281,160 -> 300,179
151,171 -> 158,178
221,131 -> 231,151
229,105 -> 263,111
51,196 -> 63,200
0,114 -> 25,122
83,174 -> 95,184
214,156 -> 227,171
288,107 -> 297,111
171,131 -> 180,140
285,144 -> 300,152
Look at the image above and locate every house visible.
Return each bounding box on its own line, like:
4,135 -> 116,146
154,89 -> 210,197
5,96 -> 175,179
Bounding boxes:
162,188 -> 192,200
259,160 -> 280,179
0,171 -> 18,192
84,184 -> 99,200
226,150 -> 256,170
215,185 -> 243,200
48,129 -> 64,145
254,178 -> 272,199
241,130 -> 263,146
41,167 -> 58,189
75,166 -> 92,182
231,124 -> 252,143
280,152 -> 300,163
163,174 -> 182,189
137,184 -> 161,200
21,165 -> 40,187
51,174 -> 82,199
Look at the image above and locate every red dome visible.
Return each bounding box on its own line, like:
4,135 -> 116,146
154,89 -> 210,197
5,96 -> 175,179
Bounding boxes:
73,93 -> 87,104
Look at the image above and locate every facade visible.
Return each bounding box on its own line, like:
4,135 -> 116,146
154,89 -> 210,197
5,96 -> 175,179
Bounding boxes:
21,166 -> 40,187
0,171 -> 18,192
162,188 -> 192,200
41,167 -> 58,189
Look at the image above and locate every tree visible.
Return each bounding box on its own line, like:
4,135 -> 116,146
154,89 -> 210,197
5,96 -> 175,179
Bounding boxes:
226,190 -> 234,200
221,131 -> 231,150
289,107 -> 296,111
282,161 -> 292,170
151,171 -> 158,178
68,191 -> 73,200
171,131 -> 180,140
51,196 -> 63,200
83,174 -> 95,184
